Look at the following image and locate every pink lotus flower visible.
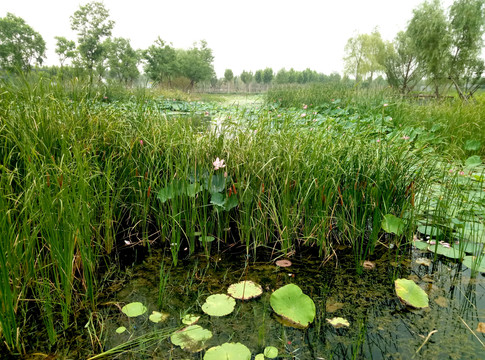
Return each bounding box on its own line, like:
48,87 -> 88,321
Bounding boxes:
213,157 -> 226,170
376,139 -> 381,143
383,103 -> 388,107
402,136 -> 410,140
140,140 -> 143,146
303,104 -> 308,109
459,171 -> 465,175
301,113 -> 306,117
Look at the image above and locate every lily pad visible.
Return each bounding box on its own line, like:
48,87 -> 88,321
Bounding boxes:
149,311 -> 169,323
395,279 -> 429,308
270,284 -> 316,328
255,354 -> 265,360
227,281 -> 263,300
462,255 -> 485,273
182,314 -> 200,325
465,155 -> 482,168
381,214 -> 404,235
171,325 -> 212,353
203,342 -> 251,360
326,317 -> 350,328
121,302 -> 147,317
115,326 -> 127,334
263,346 -> 278,358
202,294 -> 236,316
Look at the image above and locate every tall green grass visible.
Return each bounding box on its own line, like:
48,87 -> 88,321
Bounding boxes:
0,76 -> 473,354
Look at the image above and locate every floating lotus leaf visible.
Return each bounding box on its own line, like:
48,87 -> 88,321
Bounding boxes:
462,255 -> 485,273
270,284 -> 315,328
170,325 -> 212,353
395,279 -> 429,308
115,326 -> 126,334
263,346 -> 278,358
149,311 -> 169,323
326,317 -> 350,328
413,240 -> 429,250
465,155 -> 482,168
202,294 -> 236,316
464,139 -> 481,151
433,244 -> 461,259
381,214 -> 404,235
203,342 -> 251,360
182,314 -> 200,325
255,354 -> 265,360
121,302 -> 147,317
227,281 -> 263,300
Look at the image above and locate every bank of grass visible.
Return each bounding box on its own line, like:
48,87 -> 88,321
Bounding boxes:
0,77 -> 467,355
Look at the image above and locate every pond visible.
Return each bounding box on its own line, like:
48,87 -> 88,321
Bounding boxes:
97,244 -> 485,360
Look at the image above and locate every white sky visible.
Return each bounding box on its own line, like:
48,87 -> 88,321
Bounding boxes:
1,0 -> 455,78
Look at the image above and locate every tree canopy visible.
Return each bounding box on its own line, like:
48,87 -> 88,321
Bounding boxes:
0,13 -> 46,72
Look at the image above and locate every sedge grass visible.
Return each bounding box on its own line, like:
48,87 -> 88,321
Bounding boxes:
0,76 -> 481,355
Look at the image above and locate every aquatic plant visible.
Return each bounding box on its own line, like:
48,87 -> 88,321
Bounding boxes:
121,302 -> 147,317
263,346 -> 279,358
270,284 -> 316,328
170,325 -> 213,353
227,280 -> 263,300
203,342 -> 251,360
326,317 -> 350,328
201,294 -> 236,316
394,279 -> 429,309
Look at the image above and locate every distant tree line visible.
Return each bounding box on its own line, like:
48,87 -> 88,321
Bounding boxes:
343,0 -> 485,99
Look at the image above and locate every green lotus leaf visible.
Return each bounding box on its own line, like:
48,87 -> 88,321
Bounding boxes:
202,294 -> 236,316
381,214 -> 404,235
464,139 -> 481,151
395,279 -> 429,308
182,314 -> 200,325
115,326 -> 126,334
149,310 -> 169,323
465,155 -> 482,168
227,280 -> 263,300
171,325 -> 212,353
433,244 -> 461,259
413,240 -> 429,250
462,255 -> 485,273
326,317 -> 350,328
121,302 -> 147,317
255,354 -> 265,360
263,346 -> 278,358
270,284 -> 316,328
203,342 -> 251,360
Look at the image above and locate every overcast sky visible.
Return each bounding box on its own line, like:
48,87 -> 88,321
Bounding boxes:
1,0 -> 455,78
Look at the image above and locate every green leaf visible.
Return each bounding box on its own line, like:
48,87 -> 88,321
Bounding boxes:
395,279 -> 429,308
464,140 -> 481,151
181,314 -> 200,325
462,255 -> 485,273
465,155 -> 482,168
121,302 -> 147,317
203,342 -> 251,360
149,310 -> 168,323
209,173 -> 226,194
255,354 -> 265,360
224,193 -> 239,211
263,346 -> 278,358
199,236 -> 215,243
210,192 -> 225,207
227,280 -> 263,300
171,325 -> 212,353
381,214 -> 404,235
115,326 -> 127,334
186,182 -> 201,197
201,294 -> 236,316
270,284 -> 316,328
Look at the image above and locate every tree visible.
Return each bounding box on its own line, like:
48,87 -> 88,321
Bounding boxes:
383,31 -> 423,94
55,36 -> 76,67
262,67 -> 273,84
254,69 -> 263,84
407,0 -> 451,97
142,37 -> 178,84
448,0 -> 485,99
275,68 -> 289,84
70,1 -> 114,76
224,68 -> 234,92
343,30 -> 386,82
240,70 -> 253,91
178,40 -> 215,88
0,13 -> 46,72
105,37 -> 139,84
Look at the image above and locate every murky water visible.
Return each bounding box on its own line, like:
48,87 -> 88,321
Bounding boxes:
101,245 -> 485,359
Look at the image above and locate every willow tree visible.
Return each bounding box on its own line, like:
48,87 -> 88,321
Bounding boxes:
0,13 -> 46,72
